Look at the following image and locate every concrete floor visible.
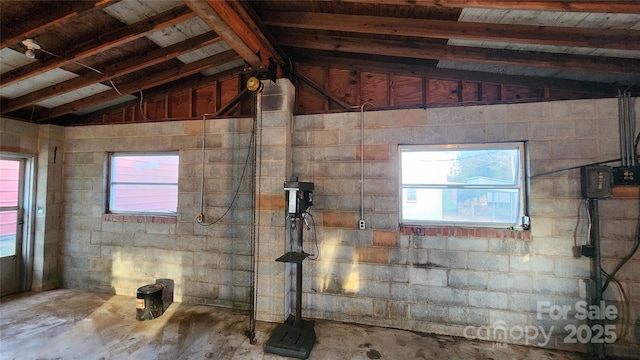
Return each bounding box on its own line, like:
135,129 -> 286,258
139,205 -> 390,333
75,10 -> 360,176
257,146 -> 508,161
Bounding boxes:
0,289 -> 605,360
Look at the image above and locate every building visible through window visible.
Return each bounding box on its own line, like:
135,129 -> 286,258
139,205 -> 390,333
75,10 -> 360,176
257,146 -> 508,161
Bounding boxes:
400,143 -> 527,227
108,153 -> 179,215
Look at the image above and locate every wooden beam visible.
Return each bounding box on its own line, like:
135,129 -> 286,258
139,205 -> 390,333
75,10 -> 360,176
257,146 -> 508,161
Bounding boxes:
58,66 -> 247,125
184,0 -> 260,68
291,52 -> 618,95
0,0 -> 118,49
336,0 -> 640,14
277,33 -> 640,75
0,5 -> 195,87
260,11 -> 640,51
210,1 -> 284,66
36,50 -> 240,121
291,69 -> 353,110
1,32 -> 223,114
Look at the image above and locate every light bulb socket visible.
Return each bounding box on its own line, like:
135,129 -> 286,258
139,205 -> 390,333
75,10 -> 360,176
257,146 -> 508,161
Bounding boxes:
25,49 -> 35,59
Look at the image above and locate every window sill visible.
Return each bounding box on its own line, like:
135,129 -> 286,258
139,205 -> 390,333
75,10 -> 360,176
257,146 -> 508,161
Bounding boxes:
400,226 -> 530,240
102,214 -> 177,224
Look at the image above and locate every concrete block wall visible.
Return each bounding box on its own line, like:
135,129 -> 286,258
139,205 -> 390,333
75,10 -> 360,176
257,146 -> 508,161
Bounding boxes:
0,118 -> 62,292
292,98 -> 640,356
63,118 -> 256,309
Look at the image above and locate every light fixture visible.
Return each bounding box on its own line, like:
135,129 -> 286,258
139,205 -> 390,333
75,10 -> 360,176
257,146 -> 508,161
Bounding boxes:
21,39 -> 40,59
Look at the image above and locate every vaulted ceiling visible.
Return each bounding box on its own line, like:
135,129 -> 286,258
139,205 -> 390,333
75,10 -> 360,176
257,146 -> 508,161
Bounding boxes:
1,0 -> 639,125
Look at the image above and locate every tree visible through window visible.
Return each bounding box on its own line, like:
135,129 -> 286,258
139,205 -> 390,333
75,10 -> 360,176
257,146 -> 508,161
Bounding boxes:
108,153 -> 179,215
399,143 -> 527,227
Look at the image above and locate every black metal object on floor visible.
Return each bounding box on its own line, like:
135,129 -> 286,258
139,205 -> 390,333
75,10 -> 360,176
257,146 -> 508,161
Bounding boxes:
264,315 -> 316,359
264,178 -> 316,359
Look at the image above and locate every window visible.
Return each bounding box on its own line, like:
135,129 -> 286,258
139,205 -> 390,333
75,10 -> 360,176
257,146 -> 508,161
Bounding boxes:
400,143 -> 527,227
108,153 -> 179,215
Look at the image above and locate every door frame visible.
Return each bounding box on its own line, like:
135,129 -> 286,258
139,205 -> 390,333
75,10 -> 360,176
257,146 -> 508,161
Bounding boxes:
0,152 -> 36,295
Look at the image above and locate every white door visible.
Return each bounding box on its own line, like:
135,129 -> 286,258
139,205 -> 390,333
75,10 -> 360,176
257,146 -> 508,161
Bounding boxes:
0,157 -> 26,296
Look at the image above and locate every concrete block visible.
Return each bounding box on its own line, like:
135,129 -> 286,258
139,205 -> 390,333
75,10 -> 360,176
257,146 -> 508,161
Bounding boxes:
532,276 -> 578,296
530,120 -> 574,140
336,296 -> 373,316
553,257 -> 590,278
488,239 -> 530,255
448,269 -> 488,290
447,237 -> 488,252
409,267 -> 447,287
531,237 -> 575,257
509,254 -> 554,274
427,287 -> 467,306
410,304 -> 448,322
489,310 -> 531,328
488,273 -> 531,293
391,283 -> 410,301
507,102 -> 550,122
414,236 -> 447,249
428,250 -> 467,269
469,290 -> 509,310
468,253 -> 508,272
449,307 -> 488,326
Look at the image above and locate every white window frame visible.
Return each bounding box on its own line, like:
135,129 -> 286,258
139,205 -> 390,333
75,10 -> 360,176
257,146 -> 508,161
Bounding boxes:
107,152 -> 179,215
399,142 -> 529,228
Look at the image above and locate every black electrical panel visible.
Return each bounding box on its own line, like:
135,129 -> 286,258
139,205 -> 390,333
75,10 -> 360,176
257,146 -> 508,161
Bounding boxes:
612,166 -> 640,186
581,165 -> 613,199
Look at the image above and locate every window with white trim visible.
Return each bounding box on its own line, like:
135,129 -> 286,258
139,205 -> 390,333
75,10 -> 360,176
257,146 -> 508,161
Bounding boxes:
400,143 -> 528,227
108,152 -> 179,215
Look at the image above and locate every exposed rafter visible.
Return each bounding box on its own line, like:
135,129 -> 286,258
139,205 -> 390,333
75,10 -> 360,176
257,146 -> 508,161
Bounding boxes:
260,11 -> 640,51
36,50 -> 240,122
336,0 -> 640,13
0,0 -> 118,49
184,0 -> 265,68
278,33 -> 640,75
0,5 -> 195,87
1,32 -> 222,114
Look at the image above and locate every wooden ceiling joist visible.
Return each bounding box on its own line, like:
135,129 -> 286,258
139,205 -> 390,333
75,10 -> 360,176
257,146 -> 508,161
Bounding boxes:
185,0 -> 262,68
261,11 -> 640,51
337,0 -> 640,14
0,5 -> 195,87
0,0 -> 118,49
36,50 -> 241,122
1,32 -> 223,114
278,33 -> 640,75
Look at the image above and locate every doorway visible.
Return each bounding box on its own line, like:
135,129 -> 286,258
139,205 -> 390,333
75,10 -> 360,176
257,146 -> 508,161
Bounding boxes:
0,153 -> 35,297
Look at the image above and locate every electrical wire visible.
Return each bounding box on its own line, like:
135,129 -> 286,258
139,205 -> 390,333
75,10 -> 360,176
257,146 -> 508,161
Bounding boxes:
601,268 -> 629,342
303,211 -> 319,260
601,187 -> 640,292
196,116 -> 256,226
36,46 -> 124,96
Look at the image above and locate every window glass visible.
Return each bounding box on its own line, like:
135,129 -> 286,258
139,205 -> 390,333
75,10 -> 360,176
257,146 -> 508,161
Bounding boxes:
109,153 -> 179,214
400,143 -> 526,227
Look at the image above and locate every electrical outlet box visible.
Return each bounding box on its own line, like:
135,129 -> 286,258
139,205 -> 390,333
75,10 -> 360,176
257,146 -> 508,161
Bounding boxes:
580,165 -> 612,199
358,219 -> 366,230
613,166 -> 640,186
